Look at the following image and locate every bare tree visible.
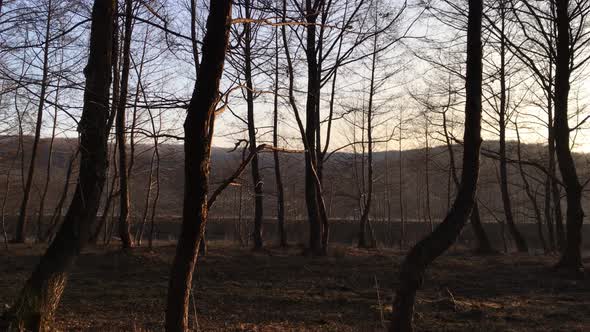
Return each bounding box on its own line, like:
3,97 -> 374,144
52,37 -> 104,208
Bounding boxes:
115,0 -> 135,249
14,0 -> 54,243
1,0 -> 115,328
489,0 -> 528,252
164,1 -> 232,330
515,120 -> 548,253
242,0 -> 264,250
389,0 -> 484,328
553,0 -> 585,274
272,27 -> 286,247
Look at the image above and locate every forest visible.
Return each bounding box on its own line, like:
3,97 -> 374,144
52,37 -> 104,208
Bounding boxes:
0,0 -> 589,330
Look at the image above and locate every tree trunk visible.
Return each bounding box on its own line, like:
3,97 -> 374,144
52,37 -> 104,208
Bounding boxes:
14,0 -> 53,243
516,122 -> 547,253
243,0 -> 263,250
442,109 -> 493,254
358,23 -> 378,249
90,137 -> 118,244
137,148 -> 155,246
37,45 -> 64,242
164,1 -> 232,330
42,150 -> 78,243
399,112 -> 405,250
550,132 -> 566,249
470,203 -> 495,254
554,0 -> 585,274
1,0 -> 114,329
115,0 -> 134,249
132,30 -> 151,246
2,141 -> 20,250
148,150 -> 160,249
544,78 -> 556,251
304,0 -> 324,255
273,29 -> 286,248
498,1 -> 528,252
424,118 -> 433,233
389,0 -> 483,328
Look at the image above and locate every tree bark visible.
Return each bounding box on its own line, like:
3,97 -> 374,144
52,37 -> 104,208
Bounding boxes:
164,1 -> 232,330
442,109 -> 493,254
544,73 -> 557,251
389,0 -> 483,328
273,29 -> 287,248
115,0 -> 134,249
358,22 -> 378,249
243,0 -> 263,250
554,0 -> 585,274
90,137 -> 118,244
304,0 -> 324,255
399,112 -> 405,250
1,0 -> 114,329
424,117 -> 433,233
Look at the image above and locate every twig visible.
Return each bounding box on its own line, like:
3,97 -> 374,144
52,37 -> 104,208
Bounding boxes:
190,286 -> 200,332
445,287 -> 457,311
374,275 -> 385,329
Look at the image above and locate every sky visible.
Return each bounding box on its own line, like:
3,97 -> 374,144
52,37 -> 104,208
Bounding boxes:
3,0 -> 590,156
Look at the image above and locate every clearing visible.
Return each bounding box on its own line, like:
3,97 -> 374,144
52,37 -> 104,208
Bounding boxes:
1,243 -> 589,331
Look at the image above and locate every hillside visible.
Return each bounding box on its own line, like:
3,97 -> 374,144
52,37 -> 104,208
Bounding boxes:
0,135 -> 588,229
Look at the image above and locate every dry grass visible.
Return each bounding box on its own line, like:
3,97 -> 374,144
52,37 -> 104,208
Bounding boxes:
1,242 -> 589,331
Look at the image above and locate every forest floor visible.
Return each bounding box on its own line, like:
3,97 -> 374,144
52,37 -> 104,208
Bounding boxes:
1,242 -> 590,331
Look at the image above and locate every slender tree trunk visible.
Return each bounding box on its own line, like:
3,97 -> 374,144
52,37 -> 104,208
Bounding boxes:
148,150 -> 160,249
115,0 -> 134,249
131,29 -> 150,246
137,149 -> 155,246
42,150 -> 78,243
442,110 -> 493,254
14,0 -> 53,243
550,128 -> 565,249
544,77 -> 556,251
243,0 -> 263,250
424,117 -> 433,232
236,184 -> 244,246
399,113 -> 405,250
498,2 -> 528,252
2,142 -> 20,250
358,25 -> 378,249
303,0 -> 323,255
164,1 -> 232,330
90,137 -> 118,244
105,198 -> 117,245
273,30 -> 286,248
37,46 -> 64,242
389,0 -> 483,328
281,0 -> 328,255
516,122 -> 547,253
554,0 -> 585,273
385,140 -> 393,246
1,1 -> 114,329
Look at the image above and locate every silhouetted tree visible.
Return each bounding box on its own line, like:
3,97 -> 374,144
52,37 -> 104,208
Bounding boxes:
1,0 -> 114,328
389,0 -> 484,328
164,1 -> 232,330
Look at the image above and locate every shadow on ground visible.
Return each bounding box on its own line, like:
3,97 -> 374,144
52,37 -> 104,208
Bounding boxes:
1,242 -> 589,331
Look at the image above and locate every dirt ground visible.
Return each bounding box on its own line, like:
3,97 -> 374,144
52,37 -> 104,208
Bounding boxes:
1,242 -> 590,331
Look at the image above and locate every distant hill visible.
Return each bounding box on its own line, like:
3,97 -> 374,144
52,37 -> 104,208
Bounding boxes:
0,135 -> 588,230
